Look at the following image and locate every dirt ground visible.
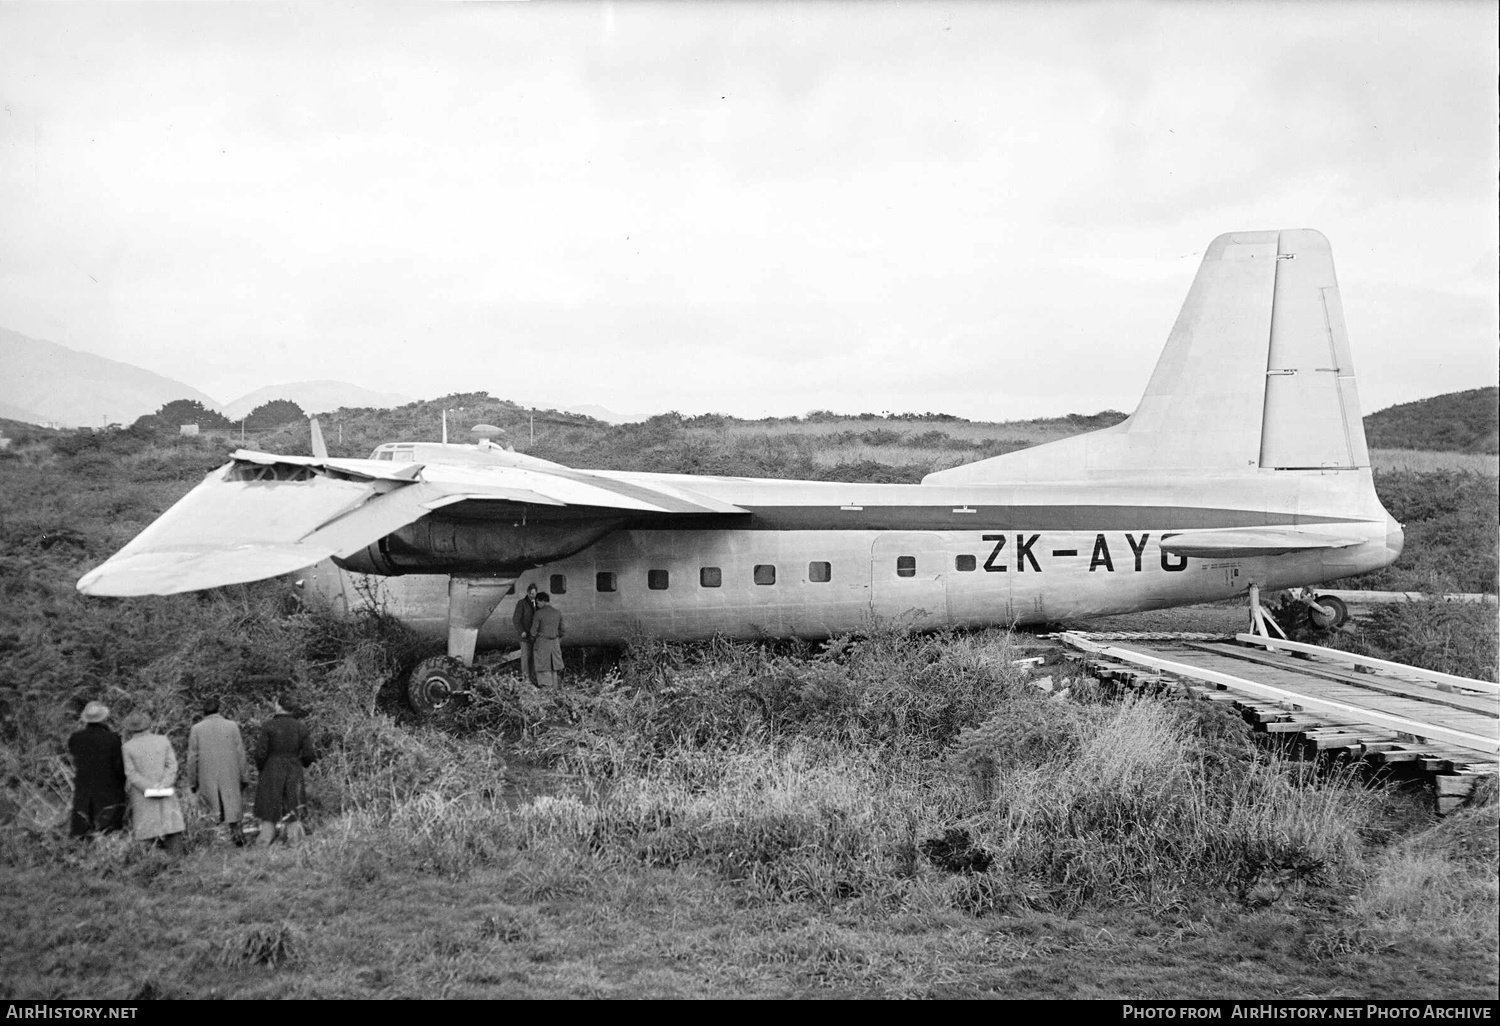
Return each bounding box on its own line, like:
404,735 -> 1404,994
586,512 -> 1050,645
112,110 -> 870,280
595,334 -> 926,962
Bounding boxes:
1056,601 -> 1256,636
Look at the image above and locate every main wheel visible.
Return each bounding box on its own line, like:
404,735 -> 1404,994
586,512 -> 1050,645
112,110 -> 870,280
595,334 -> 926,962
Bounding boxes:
1309,594 -> 1349,630
407,656 -> 471,719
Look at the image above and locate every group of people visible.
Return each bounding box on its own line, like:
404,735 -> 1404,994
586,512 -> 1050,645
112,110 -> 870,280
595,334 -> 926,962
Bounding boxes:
511,584 -> 565,686
67,695 -> 318,849
68,585 -> 565,846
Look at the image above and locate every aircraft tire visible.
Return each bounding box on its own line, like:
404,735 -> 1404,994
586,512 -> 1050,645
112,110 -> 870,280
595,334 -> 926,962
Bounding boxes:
1310,595 -> 1349,630
407,656 -> 471,720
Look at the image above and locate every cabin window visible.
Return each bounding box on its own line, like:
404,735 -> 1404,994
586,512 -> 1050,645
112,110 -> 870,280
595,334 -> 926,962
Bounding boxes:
596,572 -> 617,593
550,574 -> 567,595
955,554 -> 977,572
700,567 -> 722,588
648,569 -> 670,590
375,450 -> 393,461
754,564 -> 776,586
896,556 -> 916,578
808,561 -> 831,583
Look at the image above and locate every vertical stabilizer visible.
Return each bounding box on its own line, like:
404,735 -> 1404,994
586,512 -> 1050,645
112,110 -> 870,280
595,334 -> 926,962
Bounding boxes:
924,229 -> 1371,485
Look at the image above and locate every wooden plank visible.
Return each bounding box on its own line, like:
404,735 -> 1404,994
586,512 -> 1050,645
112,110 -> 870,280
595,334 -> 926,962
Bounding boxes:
1189,643 -> 1500,716
1232,634 -> 1500,695
1058,633 -> 1499,754
1316,589 -> 1498,606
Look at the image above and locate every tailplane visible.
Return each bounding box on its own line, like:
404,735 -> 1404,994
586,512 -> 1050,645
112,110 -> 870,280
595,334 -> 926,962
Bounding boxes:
926,229 -> 1369,484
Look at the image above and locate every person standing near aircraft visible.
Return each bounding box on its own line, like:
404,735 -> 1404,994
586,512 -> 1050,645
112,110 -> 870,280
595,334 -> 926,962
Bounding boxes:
120,711 -> 187,851
187,697 -> 250,846
252,696 -> 317,846
67,702 -> 128,838
512,583 -> 539,685
530,592 -> 565,688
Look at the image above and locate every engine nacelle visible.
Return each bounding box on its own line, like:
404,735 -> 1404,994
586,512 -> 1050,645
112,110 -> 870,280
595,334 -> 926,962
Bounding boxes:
335,514 -> 623,576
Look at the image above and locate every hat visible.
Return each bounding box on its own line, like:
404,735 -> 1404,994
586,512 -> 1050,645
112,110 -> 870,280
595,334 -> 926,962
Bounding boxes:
79,702 -> 110,725
121,711 -> 152,736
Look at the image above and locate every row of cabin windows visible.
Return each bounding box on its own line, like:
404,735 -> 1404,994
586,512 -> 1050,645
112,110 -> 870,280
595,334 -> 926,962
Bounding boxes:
593,562 -> 833,593
553,555 -> 988,595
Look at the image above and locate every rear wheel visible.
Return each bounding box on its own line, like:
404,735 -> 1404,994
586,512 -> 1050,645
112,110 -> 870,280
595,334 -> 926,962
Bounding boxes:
1309,595 -> 1349,630
407,656 -> 471,720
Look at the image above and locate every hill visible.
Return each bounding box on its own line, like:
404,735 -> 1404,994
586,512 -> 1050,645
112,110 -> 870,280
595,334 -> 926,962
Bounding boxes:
222,380 -> 415,421
1364,387 -> 1499,454
0,327 -> 221,428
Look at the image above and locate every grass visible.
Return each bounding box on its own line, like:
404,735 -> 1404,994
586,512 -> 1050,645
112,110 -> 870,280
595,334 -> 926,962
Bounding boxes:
1370,449 -> 1499,476
3,626 -> 1495,999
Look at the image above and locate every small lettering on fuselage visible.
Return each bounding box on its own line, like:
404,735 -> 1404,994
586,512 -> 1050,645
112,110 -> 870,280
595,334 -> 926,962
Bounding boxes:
977,533 -> 1187,573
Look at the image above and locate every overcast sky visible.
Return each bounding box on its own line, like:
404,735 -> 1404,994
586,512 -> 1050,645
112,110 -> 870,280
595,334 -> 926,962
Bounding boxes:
2,1 -> 1495,421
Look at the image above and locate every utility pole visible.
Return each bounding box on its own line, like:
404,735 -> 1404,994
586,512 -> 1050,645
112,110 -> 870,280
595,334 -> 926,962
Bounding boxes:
530,410 -> 535,445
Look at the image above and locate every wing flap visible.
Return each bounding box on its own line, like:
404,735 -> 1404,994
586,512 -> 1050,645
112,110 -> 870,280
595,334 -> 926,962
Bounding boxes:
1159,527 -> 1366,558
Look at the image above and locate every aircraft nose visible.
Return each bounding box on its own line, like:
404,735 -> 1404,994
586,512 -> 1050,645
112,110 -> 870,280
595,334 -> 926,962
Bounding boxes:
1385,514 -> 1404,561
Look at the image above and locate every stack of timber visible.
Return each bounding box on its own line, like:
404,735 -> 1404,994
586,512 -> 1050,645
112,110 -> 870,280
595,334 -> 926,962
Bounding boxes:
1058,630 -> 1499,814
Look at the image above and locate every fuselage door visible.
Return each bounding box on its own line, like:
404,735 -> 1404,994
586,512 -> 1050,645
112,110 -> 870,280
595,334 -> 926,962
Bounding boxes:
870,532 -> 951,626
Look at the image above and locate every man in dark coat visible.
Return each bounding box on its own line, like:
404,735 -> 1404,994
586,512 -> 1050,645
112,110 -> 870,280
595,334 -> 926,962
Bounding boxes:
252,697 -> 317,846
511,582 -> 539,684
531,591 -> 565,688
67,702 -> 128,837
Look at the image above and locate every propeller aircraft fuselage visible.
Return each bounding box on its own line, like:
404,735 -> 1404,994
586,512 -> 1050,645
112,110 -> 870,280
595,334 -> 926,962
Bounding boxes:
78,230 -> 1404,711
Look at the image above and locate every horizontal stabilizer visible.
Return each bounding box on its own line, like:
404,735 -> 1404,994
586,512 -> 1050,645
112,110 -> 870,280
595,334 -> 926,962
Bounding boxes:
1159,527 -> 1366,559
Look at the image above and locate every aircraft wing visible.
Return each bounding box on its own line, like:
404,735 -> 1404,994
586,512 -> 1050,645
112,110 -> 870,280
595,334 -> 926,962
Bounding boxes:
1158,527 -> 1367,559
76,451 -> 746,597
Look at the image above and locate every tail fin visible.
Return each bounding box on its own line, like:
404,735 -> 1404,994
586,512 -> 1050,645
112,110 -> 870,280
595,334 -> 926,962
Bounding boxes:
925,229 -> 1370,484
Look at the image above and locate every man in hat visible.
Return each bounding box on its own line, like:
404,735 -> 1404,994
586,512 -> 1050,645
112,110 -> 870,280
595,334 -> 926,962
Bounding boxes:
121,711 -> 186,850
530,591 -> 565,688
512,582 -> 539,685
67,702 -> 128,837
187,697 -> 250,845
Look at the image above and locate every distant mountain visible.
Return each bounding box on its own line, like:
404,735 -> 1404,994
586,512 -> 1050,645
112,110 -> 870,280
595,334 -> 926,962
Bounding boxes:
0,327 -> 221,428
523,401 -> 649,425
1365,388 -> 1499,454
0,398 -> 48,424
222,381 -> 415,421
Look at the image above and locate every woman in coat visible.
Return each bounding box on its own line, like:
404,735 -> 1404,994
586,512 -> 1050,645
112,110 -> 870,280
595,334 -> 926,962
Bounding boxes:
120,711 -> 186,850
67,702 -> 128,837
252,697 -> 317,846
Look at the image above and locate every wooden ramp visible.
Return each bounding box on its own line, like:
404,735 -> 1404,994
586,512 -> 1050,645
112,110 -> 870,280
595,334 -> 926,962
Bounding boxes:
1058,631 -> 1499,814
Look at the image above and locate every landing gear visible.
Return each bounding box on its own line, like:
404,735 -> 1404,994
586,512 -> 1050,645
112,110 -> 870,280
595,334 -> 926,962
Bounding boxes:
1308,594 -> 1349,630
407,656 -> 472,720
